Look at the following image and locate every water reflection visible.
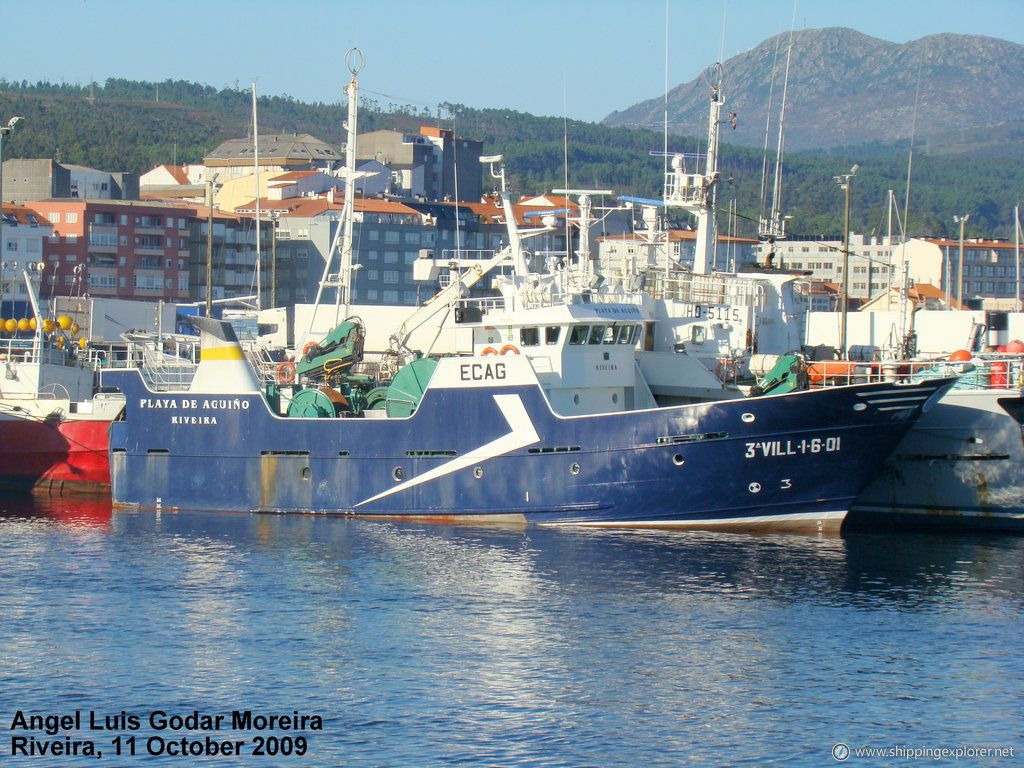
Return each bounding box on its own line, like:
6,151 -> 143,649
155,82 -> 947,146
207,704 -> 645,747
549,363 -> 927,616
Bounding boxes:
1,494 -> 1022,767
3,494 -> 1023,610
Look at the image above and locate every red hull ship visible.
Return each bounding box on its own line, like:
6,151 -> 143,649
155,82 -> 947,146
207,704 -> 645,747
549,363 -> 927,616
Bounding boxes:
0,411 -> 112,493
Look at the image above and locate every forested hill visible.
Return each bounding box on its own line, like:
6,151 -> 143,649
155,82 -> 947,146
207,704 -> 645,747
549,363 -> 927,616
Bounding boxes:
1,77 -> 1022,241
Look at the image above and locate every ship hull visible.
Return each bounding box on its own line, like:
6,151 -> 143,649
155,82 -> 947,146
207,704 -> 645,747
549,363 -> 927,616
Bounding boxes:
847,389 -> 1024,531
0,412 -> 111,494
106,359 -> 950,530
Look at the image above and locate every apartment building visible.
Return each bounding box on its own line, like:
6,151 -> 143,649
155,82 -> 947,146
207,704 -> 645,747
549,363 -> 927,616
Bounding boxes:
27,199 -> 193,302
2,159 -> 138,204
756,233 -> 1024,309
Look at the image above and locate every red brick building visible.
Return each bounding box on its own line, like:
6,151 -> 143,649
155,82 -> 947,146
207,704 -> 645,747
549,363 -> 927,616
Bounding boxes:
28,199 -> 194,302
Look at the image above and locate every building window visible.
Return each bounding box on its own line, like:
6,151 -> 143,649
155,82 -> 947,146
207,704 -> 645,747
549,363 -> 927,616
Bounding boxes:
384,231 -> 400,244
366,270 -> 378,281
65,212 -> 78,223
383,290 -> 398,303
384,251 -> 399,264
404,231 -> 420,244
178,275 -> 189,292
382,270 -> 399,283
368,230 -> 379,241
48,212 -> 60,223
89,273 -> 117,290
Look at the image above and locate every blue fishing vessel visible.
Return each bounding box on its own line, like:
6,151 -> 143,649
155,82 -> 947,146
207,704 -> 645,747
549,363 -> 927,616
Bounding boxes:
103,51 -> 952,530
104,314 -> 952,530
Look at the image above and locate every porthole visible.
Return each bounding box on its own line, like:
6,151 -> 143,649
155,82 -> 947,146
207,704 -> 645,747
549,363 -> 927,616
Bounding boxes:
393,466 -> 405,481
672,454 -> 685,466
570,462 -> 581,476
741,413 -> 755,423
612,392 -> 619,404
301,466 -> 312,480
573,394 -> 580,405
853,403 -> 867,411
473,466 -> 484,479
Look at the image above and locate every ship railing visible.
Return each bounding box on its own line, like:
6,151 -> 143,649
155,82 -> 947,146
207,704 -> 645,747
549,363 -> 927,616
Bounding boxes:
113,336 -> 199,391
246,345 -> 284,385
0,337 -> 93,368
806,356 -> 1024,391
515,286 -> 648,311
454,296 -> 506,314
646,270 -> 766,308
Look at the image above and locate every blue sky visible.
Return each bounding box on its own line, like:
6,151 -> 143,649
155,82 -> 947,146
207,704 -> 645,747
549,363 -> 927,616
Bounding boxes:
2,1 -> 1022,123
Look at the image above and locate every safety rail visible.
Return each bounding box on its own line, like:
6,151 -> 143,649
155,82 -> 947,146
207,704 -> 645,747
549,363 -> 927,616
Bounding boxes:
0,337 -> 94,369
806,356 -> 1024,391
113,336 -> 200,392
646,270 -> 766,308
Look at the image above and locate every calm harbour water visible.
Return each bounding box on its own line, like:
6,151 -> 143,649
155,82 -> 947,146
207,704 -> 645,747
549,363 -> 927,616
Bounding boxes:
0,495 -> 1022,767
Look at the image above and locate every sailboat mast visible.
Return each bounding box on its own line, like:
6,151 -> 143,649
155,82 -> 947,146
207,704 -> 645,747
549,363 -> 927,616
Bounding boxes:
1016,205 -> 1021,312
769,30 -> 793,236
252,83 -> 262,311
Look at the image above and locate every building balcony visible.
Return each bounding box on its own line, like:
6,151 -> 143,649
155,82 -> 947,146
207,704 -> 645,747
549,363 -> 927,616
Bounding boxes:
135,246 -> 164,256
135,225 -> 165,235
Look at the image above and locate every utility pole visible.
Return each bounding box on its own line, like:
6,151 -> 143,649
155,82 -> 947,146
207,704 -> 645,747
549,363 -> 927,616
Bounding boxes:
1,117 -> 25,278
206,178 -> 214,317
270,211 -> 279,309
834,164 -> 859,358
954,214 -> 970,309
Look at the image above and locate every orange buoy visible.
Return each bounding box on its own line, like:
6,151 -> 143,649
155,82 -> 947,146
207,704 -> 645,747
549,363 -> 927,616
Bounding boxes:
949,349 -> 972,362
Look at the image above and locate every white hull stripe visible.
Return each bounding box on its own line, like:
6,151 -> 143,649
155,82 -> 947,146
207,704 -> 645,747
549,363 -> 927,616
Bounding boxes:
545,510 -> 847,528
354,394 -> 540,507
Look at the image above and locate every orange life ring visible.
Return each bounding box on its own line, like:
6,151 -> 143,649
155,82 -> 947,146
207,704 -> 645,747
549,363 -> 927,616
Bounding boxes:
500,344 -> 520,355
481,346 -> 498,356
716,358 -> 735,381
277,361 -> 296,384
302,342 -> 318,357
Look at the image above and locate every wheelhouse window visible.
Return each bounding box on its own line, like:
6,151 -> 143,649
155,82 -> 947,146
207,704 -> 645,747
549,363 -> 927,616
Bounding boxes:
568,325 -> 589,345
520,327 -> 539,346
588,325 -> 606,344
545,326 -> 561,345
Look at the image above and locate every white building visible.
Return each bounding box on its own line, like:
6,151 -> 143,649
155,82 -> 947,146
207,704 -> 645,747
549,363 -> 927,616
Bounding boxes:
1,203 -> 55,311
759,233 -> 1024,310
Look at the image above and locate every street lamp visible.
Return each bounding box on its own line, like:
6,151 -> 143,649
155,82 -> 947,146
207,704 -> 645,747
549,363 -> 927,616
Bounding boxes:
834,163 -> 859,358
954,214 -> 970,309
1,117 -> 25,291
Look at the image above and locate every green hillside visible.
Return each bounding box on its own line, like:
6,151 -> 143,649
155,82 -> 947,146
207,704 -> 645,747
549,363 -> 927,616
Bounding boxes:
2,78 -> 1022,241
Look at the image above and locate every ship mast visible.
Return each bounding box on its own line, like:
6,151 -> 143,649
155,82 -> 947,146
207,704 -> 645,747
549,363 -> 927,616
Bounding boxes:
663,63 -> 726,276
303,48 -> 365,350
